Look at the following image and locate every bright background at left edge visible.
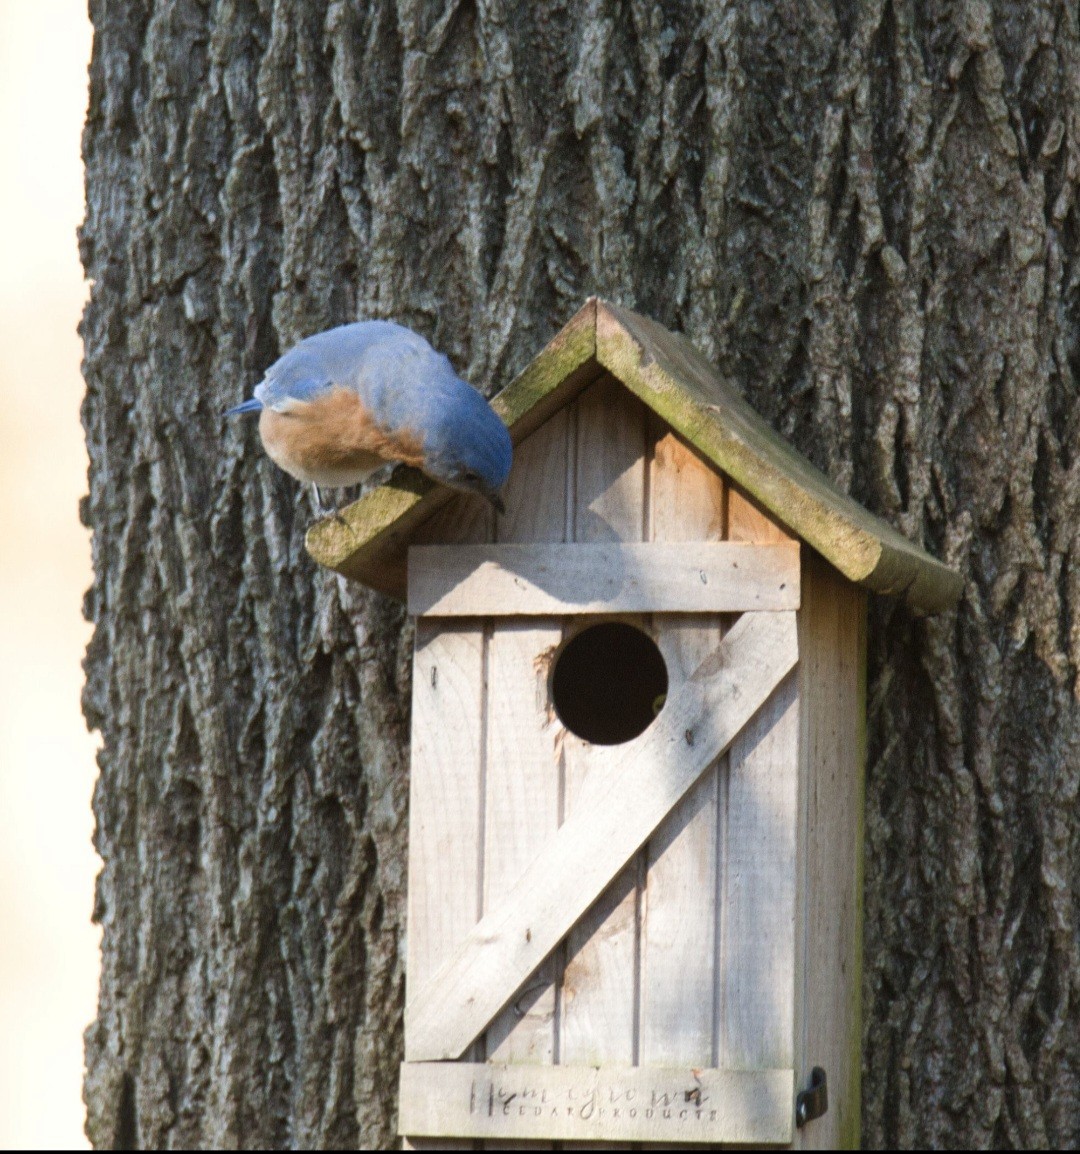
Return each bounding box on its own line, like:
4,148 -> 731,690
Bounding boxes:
0,3 -> 98,1148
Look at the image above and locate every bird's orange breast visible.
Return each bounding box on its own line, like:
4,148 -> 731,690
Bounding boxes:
258,387 -> 426,485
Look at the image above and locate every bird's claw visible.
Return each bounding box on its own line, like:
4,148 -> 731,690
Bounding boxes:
315,508 -> 349,528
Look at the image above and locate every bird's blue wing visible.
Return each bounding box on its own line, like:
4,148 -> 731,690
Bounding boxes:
253,321 -> 420,412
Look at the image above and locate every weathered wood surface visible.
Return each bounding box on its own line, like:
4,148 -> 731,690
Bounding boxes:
407,542 -> 800,617
401,391 -> 810,1150
482,621 -> 562,1072
398,1063 -> 795,1146
404,609 -> 799,1063
718,477 -> 804,1097
405,625 -> 485,1019
722,673 -> 800,1070
793,554 -> 867,1151
479,403 -> 566,1126
404,624 -> 486,1152
640,424 -> 727,1093
558,377 -> 646,1132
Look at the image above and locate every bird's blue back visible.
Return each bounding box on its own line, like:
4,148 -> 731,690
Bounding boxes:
256,321 -> 424,411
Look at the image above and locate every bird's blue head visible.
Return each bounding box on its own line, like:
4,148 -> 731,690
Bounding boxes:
420,375 -> 513,512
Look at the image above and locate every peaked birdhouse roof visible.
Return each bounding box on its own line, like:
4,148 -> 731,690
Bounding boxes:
306,298 -> 963,612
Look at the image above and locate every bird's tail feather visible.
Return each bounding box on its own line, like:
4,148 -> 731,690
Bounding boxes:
224,397 -> 263,416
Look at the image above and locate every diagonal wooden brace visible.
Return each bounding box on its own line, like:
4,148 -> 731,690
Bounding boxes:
404,610 -> 799,1062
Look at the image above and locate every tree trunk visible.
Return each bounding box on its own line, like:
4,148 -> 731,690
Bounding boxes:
81,0 -> 1080,1147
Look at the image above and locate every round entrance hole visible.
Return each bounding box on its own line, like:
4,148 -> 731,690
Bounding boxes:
551,622 -> 668,746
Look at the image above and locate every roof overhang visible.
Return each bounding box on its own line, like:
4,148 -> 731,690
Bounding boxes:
306,298 -> 963,613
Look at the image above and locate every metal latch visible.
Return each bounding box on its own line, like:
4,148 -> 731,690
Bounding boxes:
795,1066 -> 828,1127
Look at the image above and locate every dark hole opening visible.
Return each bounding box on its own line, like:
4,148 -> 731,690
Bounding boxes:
551,622 -> 668,746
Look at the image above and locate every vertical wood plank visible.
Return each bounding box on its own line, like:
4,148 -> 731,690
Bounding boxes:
481,409 -> 569,1151
405,418 -> 495,1150
570,374 -> 647,547
497,409 -> 570,544
639,424 -> 726,1072
560,376 -> 647,1079
648,426 -> 727,546
719,673 -> 800,1069
404,622 -> 485,1151
794,553 -> 866,1151
728,481 -> 794,545
482,622 -> 562,1066
718,477 -> 800,1078
405,624 -> 486,1008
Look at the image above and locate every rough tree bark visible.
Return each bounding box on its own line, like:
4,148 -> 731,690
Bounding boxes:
81,0 -> 1080,1148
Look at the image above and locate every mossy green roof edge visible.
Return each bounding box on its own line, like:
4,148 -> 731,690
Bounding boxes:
306,298 -> 963,612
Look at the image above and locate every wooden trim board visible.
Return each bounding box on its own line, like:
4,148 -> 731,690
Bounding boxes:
407,542 -> 800,616
404,610 -> 799,1061
399,1063 -> 795,1145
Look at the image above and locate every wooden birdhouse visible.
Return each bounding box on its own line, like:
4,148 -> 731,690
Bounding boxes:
307,299 -> 962,1149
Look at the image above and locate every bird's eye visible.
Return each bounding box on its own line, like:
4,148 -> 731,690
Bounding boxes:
462,471 -> 480,483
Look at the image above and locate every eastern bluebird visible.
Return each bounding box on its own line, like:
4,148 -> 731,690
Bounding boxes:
227,321 -> 512,514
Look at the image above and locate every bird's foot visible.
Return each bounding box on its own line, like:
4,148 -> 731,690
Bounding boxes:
311,485 -> 349,527
313,509 -> 349,528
